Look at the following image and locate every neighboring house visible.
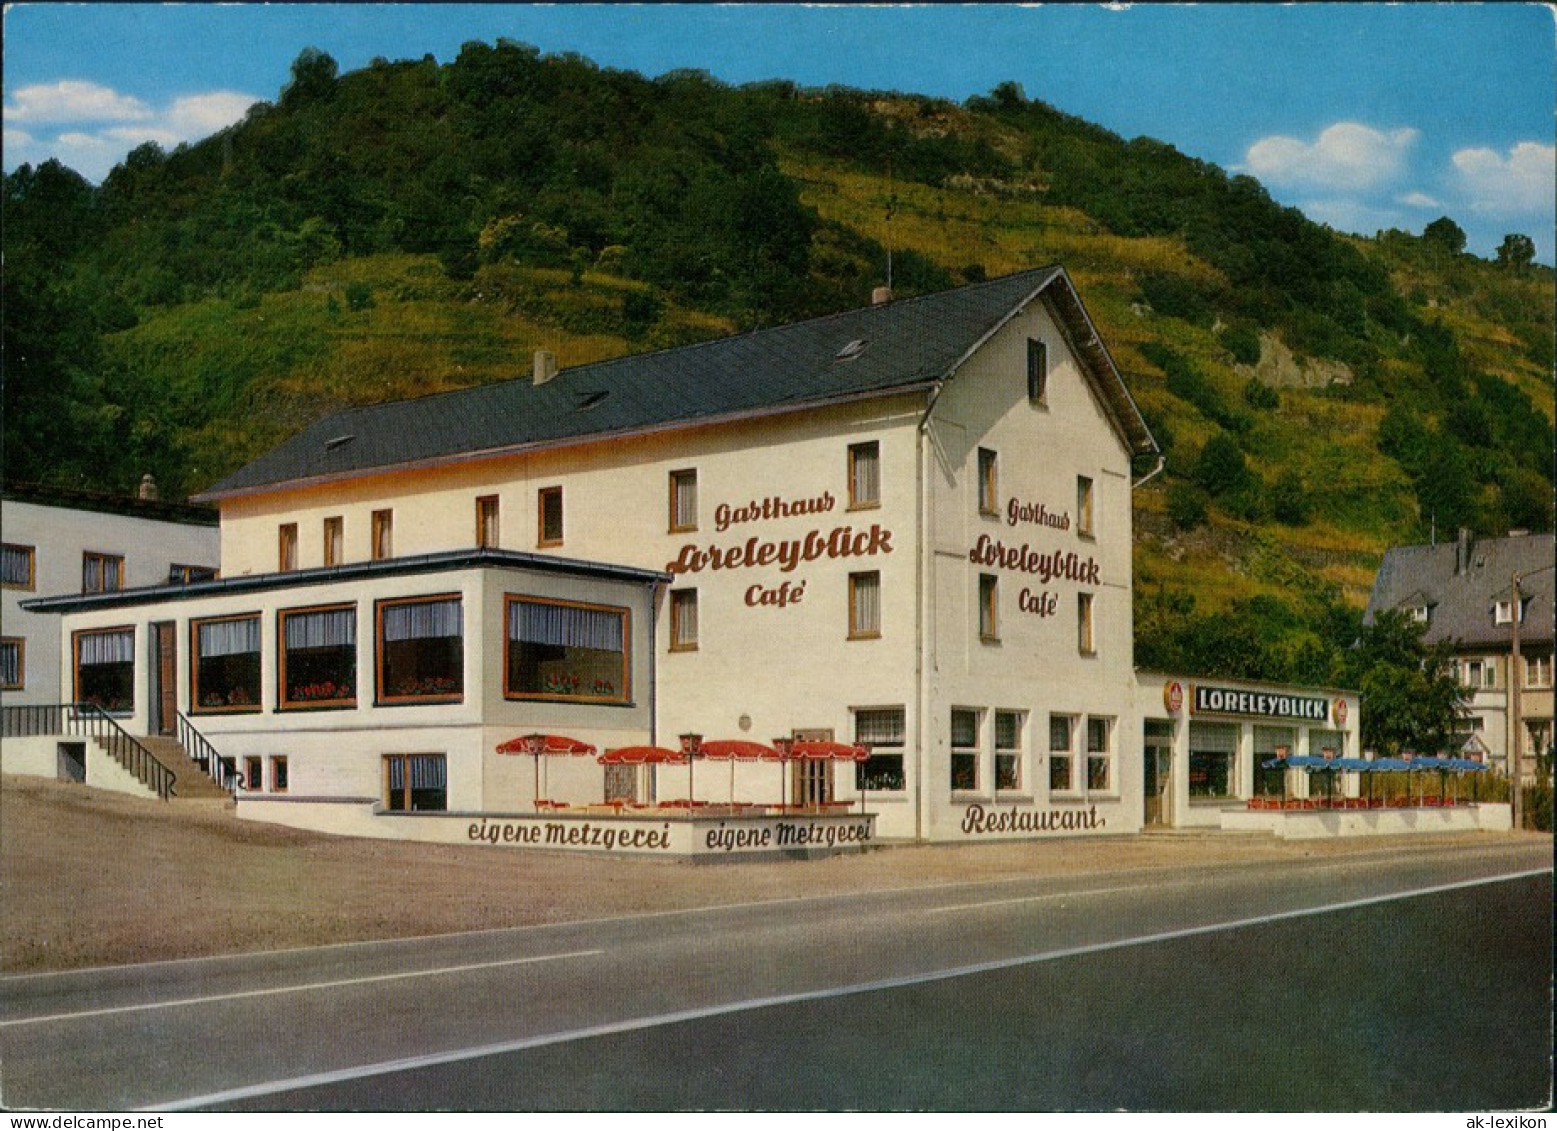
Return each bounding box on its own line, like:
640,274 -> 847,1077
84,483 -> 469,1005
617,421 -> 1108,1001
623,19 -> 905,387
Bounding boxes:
1364,529 -> 1556,781
1,481 -> 220,713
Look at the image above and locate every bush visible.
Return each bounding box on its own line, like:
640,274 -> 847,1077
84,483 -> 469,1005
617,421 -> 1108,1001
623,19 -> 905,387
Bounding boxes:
1522,782 -> 1553,832
1166,481 -> 1209,529
1220,323 -> 1262,366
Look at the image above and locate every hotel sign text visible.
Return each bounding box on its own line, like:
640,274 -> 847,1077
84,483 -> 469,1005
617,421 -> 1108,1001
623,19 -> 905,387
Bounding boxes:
1192,684 -> 1330,722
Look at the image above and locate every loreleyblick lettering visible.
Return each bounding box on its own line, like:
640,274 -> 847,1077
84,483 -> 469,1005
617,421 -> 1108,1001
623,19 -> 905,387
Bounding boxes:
667,524 -> 893,576
967,534 -> 1101,586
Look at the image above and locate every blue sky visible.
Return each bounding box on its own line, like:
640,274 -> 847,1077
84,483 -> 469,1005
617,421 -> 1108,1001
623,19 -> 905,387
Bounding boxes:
4,3 -> 1554,261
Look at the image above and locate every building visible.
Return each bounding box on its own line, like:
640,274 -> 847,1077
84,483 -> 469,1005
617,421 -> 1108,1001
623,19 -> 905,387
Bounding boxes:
2,481 -> 220,715
1365,529 -> 1555,781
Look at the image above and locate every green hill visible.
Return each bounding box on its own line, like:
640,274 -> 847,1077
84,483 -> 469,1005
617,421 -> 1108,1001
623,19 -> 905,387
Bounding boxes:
4,42 -> 1552,686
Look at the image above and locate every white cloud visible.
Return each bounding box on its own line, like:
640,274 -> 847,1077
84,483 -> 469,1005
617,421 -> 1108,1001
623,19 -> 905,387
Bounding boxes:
1451,141 -> 1556,216
166,92 -> 259,136
1243,122 -> 1420,193
1397,191 -> 1440,210
4,81 -> 152,125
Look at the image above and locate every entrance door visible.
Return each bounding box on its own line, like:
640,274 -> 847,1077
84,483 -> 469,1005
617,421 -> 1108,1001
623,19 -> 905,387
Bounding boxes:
1144,729 -> 1173,827
150,622 -> 177,736
791,728 -> 835,807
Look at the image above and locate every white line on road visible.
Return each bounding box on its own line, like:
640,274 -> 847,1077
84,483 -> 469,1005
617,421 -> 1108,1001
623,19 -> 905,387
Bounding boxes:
0,948 -> 603,1029
146,866 -> 1551,1112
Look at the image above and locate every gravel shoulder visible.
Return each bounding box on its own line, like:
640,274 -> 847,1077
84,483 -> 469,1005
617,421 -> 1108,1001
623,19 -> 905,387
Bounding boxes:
2,774 -> 1544,974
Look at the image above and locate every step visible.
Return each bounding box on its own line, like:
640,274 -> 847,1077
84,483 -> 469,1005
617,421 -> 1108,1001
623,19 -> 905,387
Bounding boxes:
133,735 -> 232,800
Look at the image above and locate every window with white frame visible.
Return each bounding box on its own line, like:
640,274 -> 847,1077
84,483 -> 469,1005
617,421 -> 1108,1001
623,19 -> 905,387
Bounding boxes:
995,709 -> 1024,791
951,708 -> 980,792
854,707 -> 906,792
1049,713 -> 1076,792
1086,716 -> 1113,792
1462,659 -> 1496,689
1527,653 -> 1552,690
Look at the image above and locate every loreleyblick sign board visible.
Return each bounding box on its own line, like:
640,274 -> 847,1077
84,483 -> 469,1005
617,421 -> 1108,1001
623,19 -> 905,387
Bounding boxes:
1191,684 -> 1330,722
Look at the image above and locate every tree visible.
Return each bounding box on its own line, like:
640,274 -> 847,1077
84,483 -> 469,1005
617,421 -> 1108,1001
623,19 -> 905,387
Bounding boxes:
1346,609 -> 1467,757
1423,216 -> 1467,255
1194,433 -> 1252,498
1495,232 -> 1537,271
280,48 -> 339,108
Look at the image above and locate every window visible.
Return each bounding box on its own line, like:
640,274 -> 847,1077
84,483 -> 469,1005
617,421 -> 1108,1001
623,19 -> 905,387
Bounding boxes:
1027,338 -> 1049,404
977,448 -> 999,515
1086,716 -> 1113,792
1077,476 -> 1095,538
324,516 -> 344,566
1078,592 -> 1096,655
1,543 -> 35,590
476,496 -> 500,549
669,471 -> 698,533
849,571 -> 881,639
244,756 -> 262,792
1049,714 -> 1076,792
1494,597 -> 1528,626
376,595 -> 463,703
279,604 -> 357,710
371,510 -> 393,560
384,753 -> 447,812
854,707 -> 906,792
1189,722 -> 1238,799
74,627 -> 135,714
670,589 -> 699,652
82,552 -> 124,593
270,756 -> 288,793
979,574 -> 999,642
1527,654 -> 1552,690
191,615 -> 262,713
1463,659 -> 1496,689
996,710 -> 1023,791
0,638 -> 23,690
169,563 -> 217,584
848,442 -> 880,510
278,525 -> 298,572
537,487 -> 563,546
951,707 -> 980,792
506,596 -> 629,703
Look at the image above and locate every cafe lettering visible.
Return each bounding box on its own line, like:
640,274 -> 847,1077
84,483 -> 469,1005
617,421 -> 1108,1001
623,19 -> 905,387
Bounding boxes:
1192,684 -> 1330,722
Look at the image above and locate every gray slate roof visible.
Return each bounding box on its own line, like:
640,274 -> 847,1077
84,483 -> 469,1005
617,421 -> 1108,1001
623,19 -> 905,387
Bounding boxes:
195,266 -> 1157,500
1364,532 -> 1556,649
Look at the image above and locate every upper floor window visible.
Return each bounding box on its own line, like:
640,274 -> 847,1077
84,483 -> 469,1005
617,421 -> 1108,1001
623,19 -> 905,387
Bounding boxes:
1027,338 -> 1049,404
670,589 -> 699,652
169,563 -> 217,585
1078,592 -> 1096,655
278,524 -> 298,573
190,614 -> 262,714
376,595 -> 463,704
1,543 -> 35,590
977,448 -> 999,516
324,516 -> 344,567
1077,476 -> 1095,538
538,487 -> 563,547
979,574 -> 999,642
669,471 -> 698,533
848,442 -> 880,510
371,510 -> 394,561
849,571 -> 882,640
1462,659 -> 1496,689
476,495 -> 500,549
82,551 -> 124,593
1527,654 -> 1553,690
1494,597 -> 1529,626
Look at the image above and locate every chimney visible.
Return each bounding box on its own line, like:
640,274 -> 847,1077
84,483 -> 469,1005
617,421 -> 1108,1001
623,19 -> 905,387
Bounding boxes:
533,349 -> 558,386
138,474 -> 159,501
1455,528 -> 1472,574
871,286 -> 893,306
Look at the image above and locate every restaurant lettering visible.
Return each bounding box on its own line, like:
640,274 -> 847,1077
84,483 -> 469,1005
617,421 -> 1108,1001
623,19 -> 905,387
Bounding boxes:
960,803 -> 1106,835
967,534 -> 1101,586
1191,684 -> 1330,722
1007,498 -> 1071,531
667,524 -> 894,576
715,492 -> 835,533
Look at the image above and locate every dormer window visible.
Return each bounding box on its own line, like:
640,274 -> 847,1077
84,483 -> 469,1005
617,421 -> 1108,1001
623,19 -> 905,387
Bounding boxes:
1410,605 -> 1430,625
1494,598 -> 1528,626
835,339 -> 868,362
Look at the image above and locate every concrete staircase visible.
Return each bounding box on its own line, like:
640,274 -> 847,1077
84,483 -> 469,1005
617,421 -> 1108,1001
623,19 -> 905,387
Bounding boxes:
93,735 -> 232,801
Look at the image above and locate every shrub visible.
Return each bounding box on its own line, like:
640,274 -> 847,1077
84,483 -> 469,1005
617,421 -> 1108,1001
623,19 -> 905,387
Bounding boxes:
1166,481 -> 1209,530
1220,323 -> 1262,366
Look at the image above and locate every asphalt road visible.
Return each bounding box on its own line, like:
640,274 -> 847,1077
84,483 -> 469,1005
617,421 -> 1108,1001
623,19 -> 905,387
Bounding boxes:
1,838 -> 1549,1112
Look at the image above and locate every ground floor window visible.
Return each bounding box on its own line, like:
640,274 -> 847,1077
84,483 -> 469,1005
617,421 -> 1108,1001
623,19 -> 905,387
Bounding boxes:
1086,716 -> 1113,791
244,756 -> 262,791
270,756 -> 289,792
191,614 -> 262,713
1049,713 -> 1076,792
854,707 -> 906,791
376,595 -> 463,703
279,605 -> 357,709
1308,729 -> 1346,760
385,753 -> 447,811
74,627 -> 135,714
996,709 -> 1024,791
506,595 -> 629,703
950,707 -> 980,791
1254,725 -> 1297,797
1189,722 -> 1239,799
0,637 -> 23,690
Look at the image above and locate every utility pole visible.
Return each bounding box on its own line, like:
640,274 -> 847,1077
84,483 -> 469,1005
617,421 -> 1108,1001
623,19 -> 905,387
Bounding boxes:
1509,571 -> 1522,830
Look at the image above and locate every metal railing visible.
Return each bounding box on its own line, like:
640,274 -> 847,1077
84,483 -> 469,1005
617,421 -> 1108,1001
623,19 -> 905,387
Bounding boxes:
176,712 -> 240,795
2,702 -> 174,800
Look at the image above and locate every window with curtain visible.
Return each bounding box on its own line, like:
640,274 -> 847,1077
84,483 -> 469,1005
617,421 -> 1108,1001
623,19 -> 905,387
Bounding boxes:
996,709 -> 1023,791
537,488 -> 563,546
979,574 -> 999,641
476,496 -> 500,549
82,552 -> 124,593
1049,713 -> 1076,793
951,707 -> 980,792
1027,338 -> 1049,404
278,525 -> 298,572
849,571 -> 881,639
75,627 -> 135,713
1077,476 -> 1095,538
385,753 -> 447,811
1087,716 -> 1113,792
279,605 -> 357,709
371,511 -> 393,560
324,516 -> 344,566
506,596 -> 628,702
191,614 -> 262,713
376,595 -> 463,703
848,442 -> 880,509
1078,592 -> 1095,654
669,471 -> 698,533
0,638 -> 23,690
670,589 -> 699,651
977,448 -> 998,515
1,543 -> 35,590
854,707 -> 905,792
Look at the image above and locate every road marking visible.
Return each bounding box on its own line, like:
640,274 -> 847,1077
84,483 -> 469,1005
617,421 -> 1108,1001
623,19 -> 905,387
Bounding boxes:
927,880 -> 1166,913
146,867 -> 1550,1112
0,949 -> 602,1029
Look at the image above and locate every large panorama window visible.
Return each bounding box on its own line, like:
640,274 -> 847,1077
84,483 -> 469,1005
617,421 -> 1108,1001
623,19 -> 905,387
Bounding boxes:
191,615 -> 262,713
377,595 -> 463,704
75,627 -> 135,714
279,604 -> 357,709
506,596 -> 629,703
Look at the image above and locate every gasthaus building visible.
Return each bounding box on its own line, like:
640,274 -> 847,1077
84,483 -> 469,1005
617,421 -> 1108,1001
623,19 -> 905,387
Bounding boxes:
19,266 -> 1414,854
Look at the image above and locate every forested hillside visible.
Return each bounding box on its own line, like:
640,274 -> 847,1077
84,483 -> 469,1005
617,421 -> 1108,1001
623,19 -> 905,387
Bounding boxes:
4,41 -> 1552,684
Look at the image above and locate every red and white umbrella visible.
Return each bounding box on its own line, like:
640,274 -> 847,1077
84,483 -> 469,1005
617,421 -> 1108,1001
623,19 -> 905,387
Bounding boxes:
496,733 -> 597,809
699,740 -> 778,807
